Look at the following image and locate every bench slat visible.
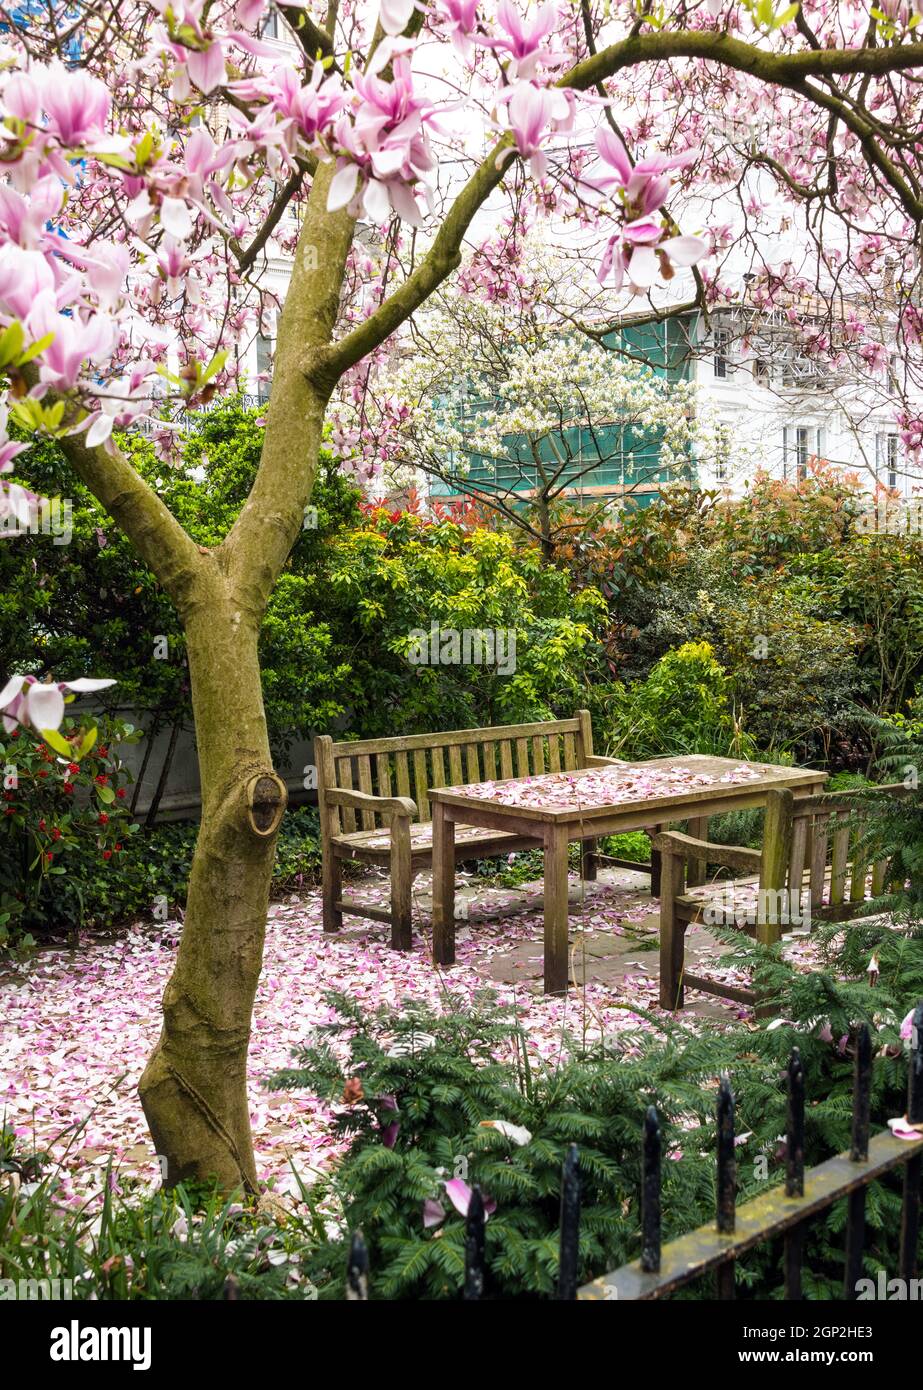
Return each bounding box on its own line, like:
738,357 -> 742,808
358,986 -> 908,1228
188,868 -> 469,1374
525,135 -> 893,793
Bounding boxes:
788,817 -> 808,909
483,740 -> 497,780
465,742 -> 480,785
850,821 -> 870,904
830,824 -> 849,906
499,740 -> 514,781
357,755 -> 375,830
448,743 -> 464,787
871,857 -> 888,896
376,752 -> 392,798
809,812 -> 829,907
532,735 -> 546,776
548,734 -> 561,772
413,748 -> 430,822
563,732 -> 577,770
338,757 -> 357,833
395,749 -> 411,802
516,737 -> 530,778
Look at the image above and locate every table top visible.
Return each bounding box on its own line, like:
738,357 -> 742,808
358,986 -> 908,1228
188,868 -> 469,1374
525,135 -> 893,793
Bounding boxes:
428,755 -> 827,825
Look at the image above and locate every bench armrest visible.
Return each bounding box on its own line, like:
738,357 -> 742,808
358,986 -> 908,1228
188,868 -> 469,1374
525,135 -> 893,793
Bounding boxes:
650,831 -> 762,874
325,788 -> 417,819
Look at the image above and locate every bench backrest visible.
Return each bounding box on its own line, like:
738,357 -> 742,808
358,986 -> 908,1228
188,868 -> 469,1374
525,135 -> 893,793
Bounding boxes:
760,783 -> 910,929
316,710 -> 595,834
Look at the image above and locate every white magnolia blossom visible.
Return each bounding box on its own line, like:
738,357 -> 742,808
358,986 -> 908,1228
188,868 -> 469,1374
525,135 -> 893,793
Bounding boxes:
333,274 -> 729,494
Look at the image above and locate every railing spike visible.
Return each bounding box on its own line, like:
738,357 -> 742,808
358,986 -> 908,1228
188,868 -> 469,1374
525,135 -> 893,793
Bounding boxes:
787,1047 -> 805,1196
557,1143 -> 580,1300
463,1184 -> 486,1300
717,1074 -> 736,1234
346,1229 -> 369,1301
641,1105 -> 661,1274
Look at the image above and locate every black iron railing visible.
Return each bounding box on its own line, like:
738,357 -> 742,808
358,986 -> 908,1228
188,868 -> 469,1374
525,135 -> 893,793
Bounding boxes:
340,1003 -> 923,1301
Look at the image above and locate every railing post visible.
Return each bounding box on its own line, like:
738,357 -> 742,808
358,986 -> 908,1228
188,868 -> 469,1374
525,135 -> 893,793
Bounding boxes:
346,1230 -> 369,1301
784,1047 -> 806,1299
464,1184 -> 486,1300
641,1106 -> 661,1274
900,1001 -> 923,1282
716,1074 -> 736,1299
557,1143 -> 580,1300
843,1025 -> 872,1299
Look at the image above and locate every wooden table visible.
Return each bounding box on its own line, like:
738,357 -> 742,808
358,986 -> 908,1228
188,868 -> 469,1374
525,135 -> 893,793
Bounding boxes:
429,755 -> 827,994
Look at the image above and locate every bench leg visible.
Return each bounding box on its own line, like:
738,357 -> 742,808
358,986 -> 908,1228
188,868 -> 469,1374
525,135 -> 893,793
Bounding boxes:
390,815 -> 413,951
659,851 -> 686,1010
544,823 -> 570,995
685,816 -> 708,889
432,800 -> 456,966
322,847 -> 343,933
581,837 -> 597,882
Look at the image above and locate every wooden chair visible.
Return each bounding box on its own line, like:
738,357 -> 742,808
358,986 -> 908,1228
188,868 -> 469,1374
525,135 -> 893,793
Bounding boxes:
654,783 -> 909,1011
315,710 -> 609,949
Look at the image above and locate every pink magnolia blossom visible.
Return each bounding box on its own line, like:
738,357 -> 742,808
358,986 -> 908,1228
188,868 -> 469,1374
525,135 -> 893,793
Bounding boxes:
434,0 -> 480,56
444,1178 -> 497,1220
185,41 -> 227,96
498,82 -> 573,180
0,675 -> 116,736
482,0 -> 568,80
38,63 -> 110,146
27,292 -> 115,389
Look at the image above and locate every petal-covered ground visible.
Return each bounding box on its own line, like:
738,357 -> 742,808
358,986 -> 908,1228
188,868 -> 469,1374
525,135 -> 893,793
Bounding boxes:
1,868 -> 753,1206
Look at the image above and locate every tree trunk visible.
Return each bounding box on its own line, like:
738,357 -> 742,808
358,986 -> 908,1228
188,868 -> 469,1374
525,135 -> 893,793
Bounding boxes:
138,573 -> 286,1192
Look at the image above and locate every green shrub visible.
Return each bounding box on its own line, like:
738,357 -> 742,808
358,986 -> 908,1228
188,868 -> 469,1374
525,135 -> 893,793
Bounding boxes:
0,1161 -> 321,1300
603,641 -> 753,761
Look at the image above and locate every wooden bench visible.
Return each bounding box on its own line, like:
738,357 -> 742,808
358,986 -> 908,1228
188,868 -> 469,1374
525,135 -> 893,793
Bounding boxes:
316,710 -> 611,949
655,783 -> 909,1011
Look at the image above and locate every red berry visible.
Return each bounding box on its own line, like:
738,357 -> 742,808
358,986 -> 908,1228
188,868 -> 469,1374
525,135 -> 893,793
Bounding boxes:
45,852 -> 53,863
36,769 -> 48,778
4,807 -> 14,817
116,787 -> 126,799
68,763 -> 80,774
102,850 -> 112,861
97,747 -> 108,757
38,818 -> 46,830
94,774 -> 108,786
52,828 -> 61,841
114,843 -> 122,852
62,782 -> 74,794
98,813 -> 109,825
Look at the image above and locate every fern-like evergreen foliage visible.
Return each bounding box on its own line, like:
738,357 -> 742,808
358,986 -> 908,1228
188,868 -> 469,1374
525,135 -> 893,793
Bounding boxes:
268,927 -> 922,1301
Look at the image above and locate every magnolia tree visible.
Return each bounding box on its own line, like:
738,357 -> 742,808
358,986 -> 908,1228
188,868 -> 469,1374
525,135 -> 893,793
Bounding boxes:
334,275 -> 727,556
2,0 -> 923,1192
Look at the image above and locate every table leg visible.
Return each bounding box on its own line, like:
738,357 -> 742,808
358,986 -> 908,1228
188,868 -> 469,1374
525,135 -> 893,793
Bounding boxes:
432,800 -> 456,966
544,822 -> 570,995
649,823 -> 665,897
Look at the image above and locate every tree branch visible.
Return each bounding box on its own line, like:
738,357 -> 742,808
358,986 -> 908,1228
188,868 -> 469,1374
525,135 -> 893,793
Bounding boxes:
311,30 -> 923,388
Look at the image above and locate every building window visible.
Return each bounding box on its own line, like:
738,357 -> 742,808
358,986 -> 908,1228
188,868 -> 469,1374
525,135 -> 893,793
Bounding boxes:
256,332 -> 273,403
713,327 -> 730,379
783,425 -> 823,482
876,432 -> 899,491
260,10 -> 281,39
753,357 -> 770,387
